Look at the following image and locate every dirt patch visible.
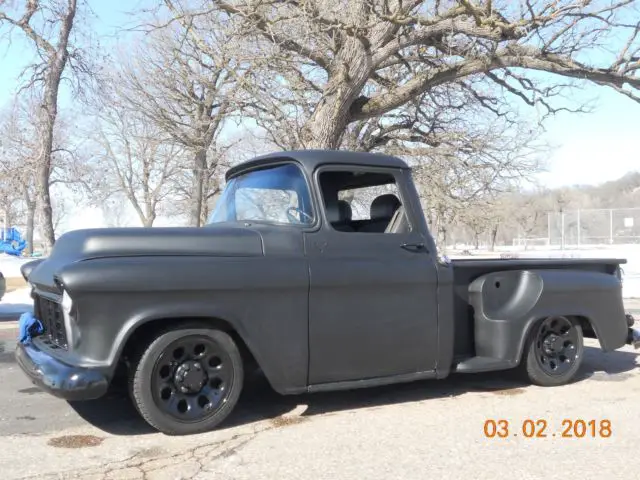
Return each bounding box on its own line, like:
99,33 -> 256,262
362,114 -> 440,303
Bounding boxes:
468,385 -> 526,396
488,388 -> 526,396
270,415 -> 307,428
5,277 -> 27,293
47,434 -> 105,448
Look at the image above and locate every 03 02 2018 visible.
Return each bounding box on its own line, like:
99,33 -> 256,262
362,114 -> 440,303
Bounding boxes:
483,418 -> 612,439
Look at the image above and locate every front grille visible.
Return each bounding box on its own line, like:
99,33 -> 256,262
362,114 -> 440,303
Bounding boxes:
36,295 -> 68,350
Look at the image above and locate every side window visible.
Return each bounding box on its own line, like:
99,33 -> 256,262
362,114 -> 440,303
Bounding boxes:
318,169 -> 412,234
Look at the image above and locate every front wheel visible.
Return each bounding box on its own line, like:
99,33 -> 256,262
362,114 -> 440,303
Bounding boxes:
519,315 -> 584,387
129,326 -> 244,435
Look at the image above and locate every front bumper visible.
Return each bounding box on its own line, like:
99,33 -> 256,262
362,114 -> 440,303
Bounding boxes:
15,341 -> 109,401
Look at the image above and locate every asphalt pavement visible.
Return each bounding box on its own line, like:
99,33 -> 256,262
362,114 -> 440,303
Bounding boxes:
1,303 -> 640,479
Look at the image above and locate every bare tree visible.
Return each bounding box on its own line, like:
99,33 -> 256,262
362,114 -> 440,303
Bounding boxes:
401,116 -> 547,246
0,0 -> 91,248
101,195 -> 130,228
0,96 -> 82,253
168,0 -> 640,150
80,76 -> 186,227
0,99 -> 39,254
112,11 -> 246,226
509,193 -> 549,250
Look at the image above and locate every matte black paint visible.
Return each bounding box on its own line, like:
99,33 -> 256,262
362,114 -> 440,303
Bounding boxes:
14,150 -> 634,402
305,164 -> 439,385
454,267 -> 627,373
15,341 -> 109,400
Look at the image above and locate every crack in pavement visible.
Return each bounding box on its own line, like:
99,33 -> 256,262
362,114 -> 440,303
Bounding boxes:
17,424 -> 274,480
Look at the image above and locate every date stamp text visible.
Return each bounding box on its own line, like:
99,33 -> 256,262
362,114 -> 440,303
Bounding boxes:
483,419 -> 612,438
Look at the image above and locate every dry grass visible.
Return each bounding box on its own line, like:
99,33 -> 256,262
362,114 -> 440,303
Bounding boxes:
4,277 -> 26,293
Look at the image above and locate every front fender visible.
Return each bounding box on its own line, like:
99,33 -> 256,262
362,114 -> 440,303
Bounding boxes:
468,269 -> 627,366
51,254 -> 310,396
109,301 -> 252,367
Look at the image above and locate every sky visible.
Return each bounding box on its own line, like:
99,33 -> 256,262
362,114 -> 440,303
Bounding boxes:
1,0 -> 639,232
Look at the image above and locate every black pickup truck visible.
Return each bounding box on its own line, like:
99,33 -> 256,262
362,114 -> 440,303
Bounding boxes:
15,150 -> 640,435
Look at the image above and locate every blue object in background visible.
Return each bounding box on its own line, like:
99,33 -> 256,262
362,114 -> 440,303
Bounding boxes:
18,311 -> 44,345
0,227 -> 27,256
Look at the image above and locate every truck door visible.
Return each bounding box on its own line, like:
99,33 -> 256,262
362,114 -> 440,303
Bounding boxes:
304,165 -> 439,386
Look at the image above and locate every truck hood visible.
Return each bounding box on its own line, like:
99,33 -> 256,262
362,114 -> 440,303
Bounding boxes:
21,225 -> 264,292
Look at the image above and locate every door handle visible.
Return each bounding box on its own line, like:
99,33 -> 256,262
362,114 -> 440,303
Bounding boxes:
401,242 -> 427,252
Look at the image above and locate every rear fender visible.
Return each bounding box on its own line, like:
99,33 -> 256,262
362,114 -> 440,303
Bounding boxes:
468,269 -> 627,366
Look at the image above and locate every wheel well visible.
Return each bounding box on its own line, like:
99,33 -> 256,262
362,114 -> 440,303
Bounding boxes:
574,315 -> 597,339
526,315 -> 596,340
119,317 -> 258,371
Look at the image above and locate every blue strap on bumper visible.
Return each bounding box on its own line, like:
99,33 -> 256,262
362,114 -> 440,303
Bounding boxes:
18,311 -> 44,345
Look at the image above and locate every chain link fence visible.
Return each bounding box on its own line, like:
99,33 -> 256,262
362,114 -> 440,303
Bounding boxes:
516,208 -> 640,248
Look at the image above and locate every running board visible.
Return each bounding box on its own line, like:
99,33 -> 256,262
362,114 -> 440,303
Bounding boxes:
453,357 -> 517,374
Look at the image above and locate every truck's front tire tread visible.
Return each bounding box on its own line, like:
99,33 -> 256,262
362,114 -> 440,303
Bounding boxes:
129,326 -> 244,435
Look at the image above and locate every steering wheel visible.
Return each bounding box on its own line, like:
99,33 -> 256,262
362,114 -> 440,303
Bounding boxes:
286,206 -> 313,224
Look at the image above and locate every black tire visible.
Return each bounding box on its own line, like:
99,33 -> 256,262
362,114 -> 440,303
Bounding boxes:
129,326 -> 244,435
519,315 -> 584,387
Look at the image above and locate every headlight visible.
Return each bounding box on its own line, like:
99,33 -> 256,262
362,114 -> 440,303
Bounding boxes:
61,289 -> 73,314
60,290 -> 80,349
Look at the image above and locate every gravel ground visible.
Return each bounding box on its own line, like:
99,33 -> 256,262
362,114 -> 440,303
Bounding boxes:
0,336 -> 639,480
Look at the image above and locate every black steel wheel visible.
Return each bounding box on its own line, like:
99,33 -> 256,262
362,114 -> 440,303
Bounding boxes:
129,326 -> 244,435
520,315 -> 584,387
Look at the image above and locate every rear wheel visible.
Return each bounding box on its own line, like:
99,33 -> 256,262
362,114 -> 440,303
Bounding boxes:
129,326 -> 244,435
520,315 -> 584,387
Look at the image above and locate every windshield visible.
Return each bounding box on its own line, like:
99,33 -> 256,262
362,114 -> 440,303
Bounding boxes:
207,162 -> 315,226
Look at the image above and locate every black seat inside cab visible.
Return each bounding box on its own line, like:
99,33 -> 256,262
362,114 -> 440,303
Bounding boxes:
358,194 -> 401,233
327,199 -> 355,231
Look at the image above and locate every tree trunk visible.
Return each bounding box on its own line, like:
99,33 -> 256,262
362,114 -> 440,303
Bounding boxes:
490,225 -> 499,251
189,148 -> 207,227
303,91 -> 355,149
24,188 -> 36,256
31,0 -> 77,251
35,139 -> 56,250
302,36 -> 372,149
142,215 -> 155,228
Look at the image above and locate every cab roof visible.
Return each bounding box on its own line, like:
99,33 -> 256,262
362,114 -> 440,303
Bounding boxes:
225,149 -> 410,181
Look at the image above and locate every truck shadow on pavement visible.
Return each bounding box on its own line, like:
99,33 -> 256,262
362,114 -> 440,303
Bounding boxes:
66,344 -> 639,436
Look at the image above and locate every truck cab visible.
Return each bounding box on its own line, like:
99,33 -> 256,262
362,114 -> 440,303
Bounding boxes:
15,150 -> 640,435
209,152 -> 442,386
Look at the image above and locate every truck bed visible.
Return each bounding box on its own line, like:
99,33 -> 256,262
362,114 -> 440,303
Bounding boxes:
448,257 -> 625,360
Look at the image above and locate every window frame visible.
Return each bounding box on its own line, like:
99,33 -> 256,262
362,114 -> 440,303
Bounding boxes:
313,164 -> 414,235
209,160 -> 320,229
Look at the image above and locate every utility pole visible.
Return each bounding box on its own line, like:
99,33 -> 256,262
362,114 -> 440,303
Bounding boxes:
610,209 -> 614,244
